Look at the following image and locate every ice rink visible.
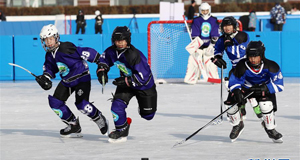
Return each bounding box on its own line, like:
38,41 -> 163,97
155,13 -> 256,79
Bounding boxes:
1,79 -> 299,160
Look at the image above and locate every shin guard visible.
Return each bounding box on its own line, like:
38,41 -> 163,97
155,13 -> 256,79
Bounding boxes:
260,101 -> 276,130
111,99 -> 128,129
227,105 -> 241,126
75,99 -> 101,119
48,95 -> 75,122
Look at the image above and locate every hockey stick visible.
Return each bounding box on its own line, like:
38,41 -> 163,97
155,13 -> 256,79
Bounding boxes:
8,63 -> 38,78
212,66 -> 224,125
102,75 -> 105,94
172,91 -> 253,148
220,66 -> 224,120
8,63 -> 49,85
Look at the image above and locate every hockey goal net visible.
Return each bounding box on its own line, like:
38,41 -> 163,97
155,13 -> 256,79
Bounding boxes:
147,19 -> 242,83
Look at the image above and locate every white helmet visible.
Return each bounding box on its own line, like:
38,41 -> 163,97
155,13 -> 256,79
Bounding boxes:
39,24 -> 60,52
199,2 -> 211,20
95,10 -> 100,15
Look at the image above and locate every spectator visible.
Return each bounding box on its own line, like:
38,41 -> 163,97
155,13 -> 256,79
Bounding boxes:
270,3 -> 286,31
0,10 -> 7,21
76,10 -> 86,34
187,0 -> 196,20
248,10 -> 257,31
290,6 -> 299,14
95,10 -> 104,34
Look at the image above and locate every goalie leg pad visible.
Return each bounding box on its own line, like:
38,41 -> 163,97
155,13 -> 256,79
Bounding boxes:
185,37 -> 204,54
75,100 -> 100,119
227,105 -> 241,126
184,55 -> 200,84
48,95 -> 75,122
203,53 -> 219,79
259,101 -> 276,130
111,99 -> 128,127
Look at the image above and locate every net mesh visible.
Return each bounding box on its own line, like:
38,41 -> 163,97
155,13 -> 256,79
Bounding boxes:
148,20 -> 234,83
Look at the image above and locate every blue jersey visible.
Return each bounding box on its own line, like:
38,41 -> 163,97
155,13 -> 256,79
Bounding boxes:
228,59 -> 284,94
191,16 -> 219,47
43,42 -> 100,87
214,31 -> 250,68
99,45 -> 154,90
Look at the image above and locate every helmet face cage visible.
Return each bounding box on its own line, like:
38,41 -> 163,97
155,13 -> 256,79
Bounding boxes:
246,41 -> 265,59
221,16 -> 237,35
111,26 -> 131,47
40,24 -> 60,52
199,3 -> 211,20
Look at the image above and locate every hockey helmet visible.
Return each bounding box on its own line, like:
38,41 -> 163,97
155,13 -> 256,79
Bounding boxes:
95,10 -> 100,15
221,16 -> 237,35
199,2 -> 211,20
111,26 -> 131,46
39,24 -> 60,52
246,41 -> 265,59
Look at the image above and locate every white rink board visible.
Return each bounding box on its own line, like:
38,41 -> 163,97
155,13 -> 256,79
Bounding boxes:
0,79 -> 299,160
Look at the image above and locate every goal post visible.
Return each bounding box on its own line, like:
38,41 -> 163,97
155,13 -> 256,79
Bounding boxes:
147,19 -> 242,84
54,14 -> 72,35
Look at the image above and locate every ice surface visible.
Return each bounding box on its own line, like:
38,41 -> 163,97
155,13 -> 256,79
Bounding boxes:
1,79 -> 299,160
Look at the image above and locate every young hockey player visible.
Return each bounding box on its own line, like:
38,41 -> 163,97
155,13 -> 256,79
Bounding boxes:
227,41 -> 283,143
97,26 -> 157,143
184,2 -> 220,84
36,24 -> 108,137
211,16 -> 258,119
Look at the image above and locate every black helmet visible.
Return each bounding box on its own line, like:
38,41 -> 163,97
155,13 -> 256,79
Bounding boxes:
111,26 -> 131,46
246,41 -> 265,59
221,16 -> 237,34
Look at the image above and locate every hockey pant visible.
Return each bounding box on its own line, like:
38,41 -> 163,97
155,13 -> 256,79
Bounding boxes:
184,48 -> 219,84
111,85 -> 157,130
48,81 -> 102,124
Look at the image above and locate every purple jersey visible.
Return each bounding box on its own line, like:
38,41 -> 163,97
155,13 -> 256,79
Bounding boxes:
43,42 -> 100,87
99,45 -> 154,90
191,16 -> 219,47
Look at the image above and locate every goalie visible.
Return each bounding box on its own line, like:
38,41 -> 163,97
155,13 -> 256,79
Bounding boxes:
184,2 -> 220,84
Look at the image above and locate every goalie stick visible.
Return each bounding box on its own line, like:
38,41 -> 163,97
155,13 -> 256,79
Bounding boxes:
172,91 -> 254,148
182,15 -> 221,84
8,63 -> 49,85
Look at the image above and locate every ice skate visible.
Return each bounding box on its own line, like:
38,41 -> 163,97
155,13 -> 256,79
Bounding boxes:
93,114 -> 109,136
230,121 -> 244,142
60,118 -> 83,138
108,117 -> 131,143
262,122 -> 283,143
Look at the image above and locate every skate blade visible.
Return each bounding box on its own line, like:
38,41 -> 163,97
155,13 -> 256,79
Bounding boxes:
272,138 -> 283,143
231,128 -> 244,142
108,137 -> 127,143
60,133 -> 83,138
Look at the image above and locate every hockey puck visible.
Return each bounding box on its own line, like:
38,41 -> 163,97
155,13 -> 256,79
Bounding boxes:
158,82 -> 163,84
141,158 -> 149,160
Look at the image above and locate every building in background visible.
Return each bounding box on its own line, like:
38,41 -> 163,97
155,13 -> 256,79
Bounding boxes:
0,0 -> 291,7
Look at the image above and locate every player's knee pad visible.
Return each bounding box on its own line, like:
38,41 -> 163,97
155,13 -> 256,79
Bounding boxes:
111,99 -> 128,126
48,95 -> 74,121
75,100 -> 99,119
227,105 -> 241,126
259,101 -> 276,129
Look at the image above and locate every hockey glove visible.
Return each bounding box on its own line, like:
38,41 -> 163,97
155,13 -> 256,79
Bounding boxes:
112,77 -> 133,87
249,83 -> 269,97
232,89 -> 246,106
97,63 -> 109,85
224,35 -> 233,49
211,55 -> 227,69
36,74 -> 52,90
